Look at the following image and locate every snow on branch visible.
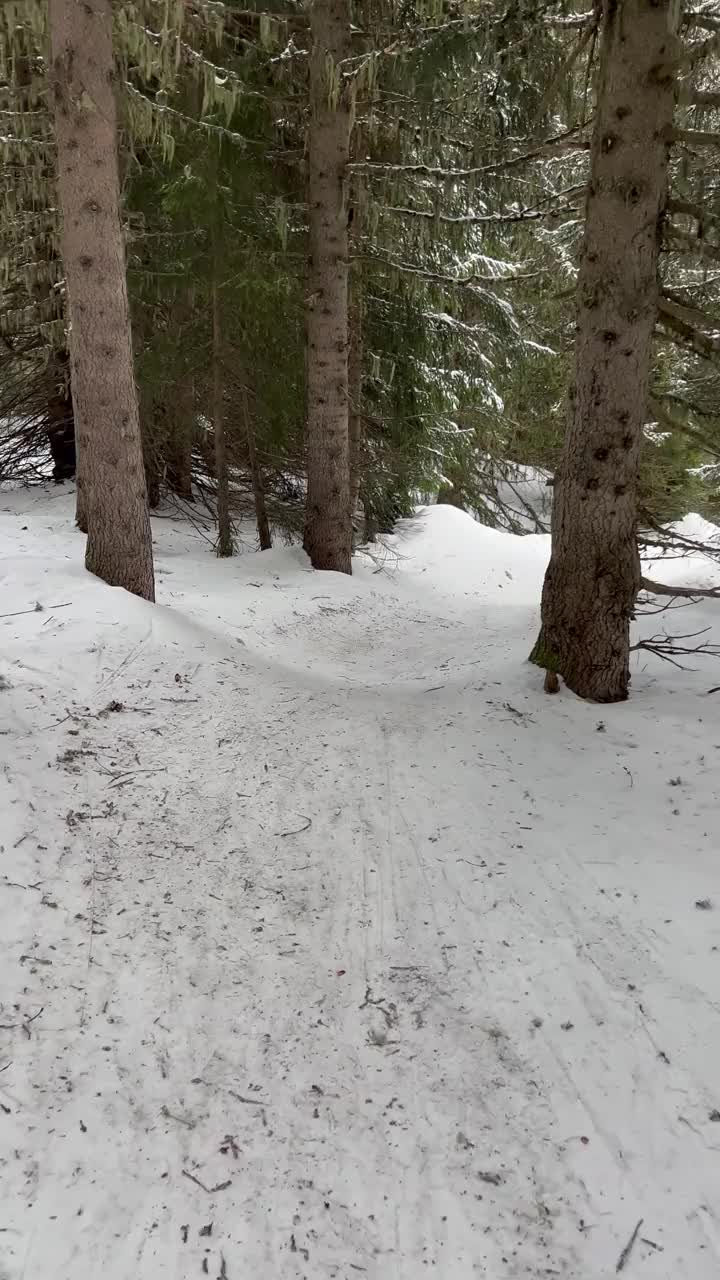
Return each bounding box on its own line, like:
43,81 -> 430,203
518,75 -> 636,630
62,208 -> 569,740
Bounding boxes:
347,126 -> 591,182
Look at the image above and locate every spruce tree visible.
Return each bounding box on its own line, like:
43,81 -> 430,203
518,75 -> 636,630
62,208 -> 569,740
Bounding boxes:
48,0 -> 155,600
303,0 -> 354,573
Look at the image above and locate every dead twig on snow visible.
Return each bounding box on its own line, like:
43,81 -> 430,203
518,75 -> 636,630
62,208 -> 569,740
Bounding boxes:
277,815 -> 312,837
616,1219 -> 643,1272
0,601 -> 71,619
0,1006 -> 44,1037
181,1169 -> 232,1194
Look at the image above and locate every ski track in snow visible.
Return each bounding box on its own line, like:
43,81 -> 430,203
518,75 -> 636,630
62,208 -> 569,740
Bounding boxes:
1,489 -> 720,1279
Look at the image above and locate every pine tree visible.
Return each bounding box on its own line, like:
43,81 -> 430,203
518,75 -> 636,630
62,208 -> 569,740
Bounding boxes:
48,0 -> 154,599
303,0 -> 354,574
530,0 -> 680,702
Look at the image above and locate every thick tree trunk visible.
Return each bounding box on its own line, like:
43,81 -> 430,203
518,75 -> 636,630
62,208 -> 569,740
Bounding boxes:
530,0 -> 679,702
303,0 -> 353,574
242,381 -> 271,550
48,0 -> 154,601
212,271 -> 233,558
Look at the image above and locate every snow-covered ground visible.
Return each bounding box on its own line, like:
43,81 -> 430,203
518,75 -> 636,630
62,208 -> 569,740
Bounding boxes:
2,487 -> 720,1280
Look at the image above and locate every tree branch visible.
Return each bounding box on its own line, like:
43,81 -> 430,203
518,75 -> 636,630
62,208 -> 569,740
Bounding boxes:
677,87 -> 720,109
359,251 -> 539,288
648,393 -> 720,458
666,223 -> 720,263
382,197 -> 581,226
657,298 -> 720,361
682,12 -> 720,32
672,127 -> 720,147
631,628 -> 720,669
347,125 -> 590,181
681,29 -> 720,69
667,197 -> 720,228
661,289 -> 719,331
641,577 -> 720,599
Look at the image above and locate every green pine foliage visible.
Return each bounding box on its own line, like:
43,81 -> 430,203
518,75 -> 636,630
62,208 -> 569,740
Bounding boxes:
1,0 -> 719,546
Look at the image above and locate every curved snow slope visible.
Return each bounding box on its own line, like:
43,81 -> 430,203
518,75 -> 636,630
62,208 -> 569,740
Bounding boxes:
2,488 -> 720,1280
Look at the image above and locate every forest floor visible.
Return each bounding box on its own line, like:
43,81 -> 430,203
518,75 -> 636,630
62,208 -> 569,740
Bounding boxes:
2,487 -> 720,1280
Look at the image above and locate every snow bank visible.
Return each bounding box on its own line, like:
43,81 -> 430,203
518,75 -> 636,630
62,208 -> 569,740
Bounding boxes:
386,504 -> 549,606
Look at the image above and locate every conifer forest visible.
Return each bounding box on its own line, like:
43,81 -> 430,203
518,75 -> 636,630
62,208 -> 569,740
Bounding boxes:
1,3 -> 720,1277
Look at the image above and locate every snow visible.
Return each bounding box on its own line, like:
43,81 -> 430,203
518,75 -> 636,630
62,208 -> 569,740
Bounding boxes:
2,487 -> 720,1280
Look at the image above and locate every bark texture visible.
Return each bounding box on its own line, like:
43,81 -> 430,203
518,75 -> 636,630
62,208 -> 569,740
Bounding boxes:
48,0 -> 154,601
303,0 -> 353,574
531,0 -> 679,701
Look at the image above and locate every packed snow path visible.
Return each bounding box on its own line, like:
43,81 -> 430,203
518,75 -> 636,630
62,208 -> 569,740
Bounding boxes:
2,490 -> 720,1279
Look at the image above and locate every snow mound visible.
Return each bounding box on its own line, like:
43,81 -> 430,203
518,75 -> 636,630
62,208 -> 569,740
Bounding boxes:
385,503 -> 549,605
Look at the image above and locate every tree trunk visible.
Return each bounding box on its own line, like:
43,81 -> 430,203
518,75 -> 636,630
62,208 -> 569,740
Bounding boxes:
143,436 -> 161,510
437,484 -> 465,509
242,381 -> 271,550
46,349 -> 76,482
48,0 -> 154,601
303,0 -> 353,574
166,295 -> 195,501
212,247 -> 233,558
530,0 -> 679,702
166,439 -> 194,502
348,273 -> 364,539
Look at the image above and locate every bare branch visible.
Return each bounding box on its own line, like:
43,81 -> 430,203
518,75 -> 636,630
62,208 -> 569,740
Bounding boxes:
660,289 -> 719,331
666,224 -> 720,263
657,297 -> 720,360
677,87 -> 720,108
681,29 -> 720,69
682,12 -> 720,33
641,576 -> 720,599
632,628 -> 720,670
672,127 -> 720,148
667,197 -> 720,228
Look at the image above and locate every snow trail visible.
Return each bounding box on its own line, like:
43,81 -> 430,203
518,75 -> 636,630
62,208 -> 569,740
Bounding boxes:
2,491 -> 720,1279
